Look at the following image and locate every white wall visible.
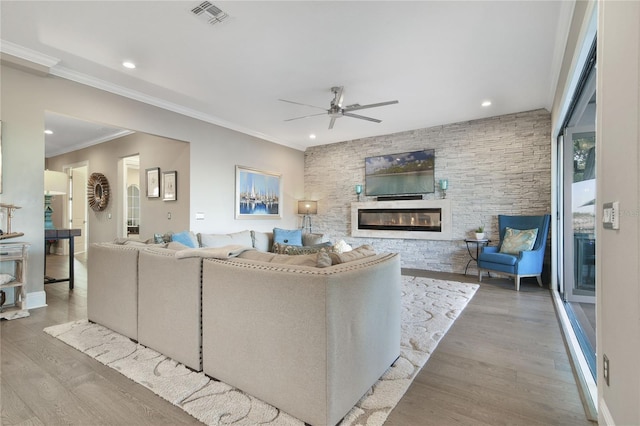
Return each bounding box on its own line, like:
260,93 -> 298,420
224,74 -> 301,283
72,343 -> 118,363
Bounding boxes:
0,64 -> 304,306
47,132 -> 191,243
596,1 -> 640,424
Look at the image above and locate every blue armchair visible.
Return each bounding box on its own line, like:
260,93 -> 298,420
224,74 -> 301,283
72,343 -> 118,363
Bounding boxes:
478,214 -> 551,291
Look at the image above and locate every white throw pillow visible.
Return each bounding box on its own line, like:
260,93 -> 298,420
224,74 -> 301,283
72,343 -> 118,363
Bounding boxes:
333,239 -> 353,253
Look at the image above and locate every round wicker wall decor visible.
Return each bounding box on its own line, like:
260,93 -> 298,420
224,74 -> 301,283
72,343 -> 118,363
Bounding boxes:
87,173 -> 110,211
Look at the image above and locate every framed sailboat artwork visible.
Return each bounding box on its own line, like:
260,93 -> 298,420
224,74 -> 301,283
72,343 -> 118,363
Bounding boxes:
235,166 -> 282,219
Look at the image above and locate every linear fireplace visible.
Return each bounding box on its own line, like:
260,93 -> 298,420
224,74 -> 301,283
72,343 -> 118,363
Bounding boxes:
351,199 -> 452,240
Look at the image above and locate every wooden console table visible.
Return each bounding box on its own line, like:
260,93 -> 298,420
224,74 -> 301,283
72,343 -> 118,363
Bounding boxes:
44,228 -> 81,290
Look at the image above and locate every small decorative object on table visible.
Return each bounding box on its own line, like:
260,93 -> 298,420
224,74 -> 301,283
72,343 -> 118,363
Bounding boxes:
475,226 -> 485,240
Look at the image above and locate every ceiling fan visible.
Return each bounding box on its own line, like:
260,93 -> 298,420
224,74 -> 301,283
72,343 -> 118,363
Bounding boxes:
280,86 -> 399,130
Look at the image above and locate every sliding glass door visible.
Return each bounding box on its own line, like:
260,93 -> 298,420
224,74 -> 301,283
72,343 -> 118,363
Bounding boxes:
557,46 -> 597,379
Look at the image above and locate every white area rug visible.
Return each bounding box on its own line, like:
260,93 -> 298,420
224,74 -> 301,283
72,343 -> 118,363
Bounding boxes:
44,276 -> 478,425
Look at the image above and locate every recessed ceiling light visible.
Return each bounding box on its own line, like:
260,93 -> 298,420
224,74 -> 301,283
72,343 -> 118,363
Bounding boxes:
481,100 -> 492,107
122,61 -> 136,69
44,129 -> 53,135
309,134 -> 316,140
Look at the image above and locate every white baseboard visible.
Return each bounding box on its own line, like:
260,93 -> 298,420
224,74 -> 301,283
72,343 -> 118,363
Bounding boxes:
26,291 -> 47,310
599,398 -> 615,425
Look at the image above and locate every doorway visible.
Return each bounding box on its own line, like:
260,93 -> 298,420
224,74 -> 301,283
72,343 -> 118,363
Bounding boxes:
65,163 -> 88,254
122,155 -> 140,238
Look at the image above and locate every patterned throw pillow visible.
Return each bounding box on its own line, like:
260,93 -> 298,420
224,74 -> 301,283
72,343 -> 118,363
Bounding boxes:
499,227 -> 539,255
272,241 -> 333,255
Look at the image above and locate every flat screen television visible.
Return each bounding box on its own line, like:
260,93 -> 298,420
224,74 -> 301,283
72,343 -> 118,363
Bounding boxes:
365,149 -> 435,196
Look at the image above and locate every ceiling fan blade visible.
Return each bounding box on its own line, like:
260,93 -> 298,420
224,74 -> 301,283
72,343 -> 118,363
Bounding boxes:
278,99 -> 327,111
328,117 -> 337,129
344,100 -> 399,112
342,112 -> 382,123
284,112 -> 327,122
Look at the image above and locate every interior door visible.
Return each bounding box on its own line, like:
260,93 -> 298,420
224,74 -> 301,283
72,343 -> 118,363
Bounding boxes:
69,165 -> 88,253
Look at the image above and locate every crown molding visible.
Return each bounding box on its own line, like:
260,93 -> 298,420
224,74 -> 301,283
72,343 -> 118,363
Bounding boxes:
49,66 -> 305,152
45,129 -> 135,158
0,39 -> 60,68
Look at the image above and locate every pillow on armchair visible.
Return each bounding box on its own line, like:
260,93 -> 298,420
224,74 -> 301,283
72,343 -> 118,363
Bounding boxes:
499,227 -> 538,254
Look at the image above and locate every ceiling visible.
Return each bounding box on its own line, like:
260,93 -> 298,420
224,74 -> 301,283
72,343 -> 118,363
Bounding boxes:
0,1 -> 572,156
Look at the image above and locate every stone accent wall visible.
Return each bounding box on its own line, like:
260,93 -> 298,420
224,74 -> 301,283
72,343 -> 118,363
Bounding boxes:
304,109 -> 552,273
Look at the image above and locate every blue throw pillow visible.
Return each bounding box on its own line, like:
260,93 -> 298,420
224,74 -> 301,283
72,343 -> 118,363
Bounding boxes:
273,227 -> 303,246
171,231 -> 198,248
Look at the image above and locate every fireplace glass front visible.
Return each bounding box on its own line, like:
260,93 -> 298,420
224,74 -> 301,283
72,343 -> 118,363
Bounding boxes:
357,208 -> 442,232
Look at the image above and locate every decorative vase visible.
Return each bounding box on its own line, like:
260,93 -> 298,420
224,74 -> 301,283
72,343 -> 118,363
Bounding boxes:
475,232 -> 485,240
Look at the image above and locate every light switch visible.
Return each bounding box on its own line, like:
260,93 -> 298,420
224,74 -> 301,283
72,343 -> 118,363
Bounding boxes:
196,212 -> 205,220
603,201 -> 619,230
167,212 -> 172,220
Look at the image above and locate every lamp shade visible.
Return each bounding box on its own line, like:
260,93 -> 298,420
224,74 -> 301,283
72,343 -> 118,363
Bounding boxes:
297,200 -> 318,215
44,170 -> 68,195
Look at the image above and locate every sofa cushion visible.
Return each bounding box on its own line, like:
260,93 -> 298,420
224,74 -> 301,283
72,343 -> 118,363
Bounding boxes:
238,250 -> 277,262
499,227 -> 538,254
272,241 -> 333,255
273,227 -> 303,246
269,252 -> 331,268
200,230 -> 253,248
302,233 -> 324,246
171,231 -> 199,248
166,241 -> 190,251
251,231 -> 272,252
330,244 -> 376,264
478,252 -> 518,266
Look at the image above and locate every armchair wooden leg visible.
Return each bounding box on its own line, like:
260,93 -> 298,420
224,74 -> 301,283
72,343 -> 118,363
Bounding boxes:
515,276 -> 521,291
478,269 -> 483,282
536,275 -> 543,287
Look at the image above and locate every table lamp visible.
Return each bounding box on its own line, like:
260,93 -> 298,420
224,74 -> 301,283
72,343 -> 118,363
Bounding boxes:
297,200 -> 318,233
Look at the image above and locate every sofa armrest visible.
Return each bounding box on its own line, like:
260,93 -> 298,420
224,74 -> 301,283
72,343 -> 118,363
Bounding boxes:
138,247 -> 203,371
88,243 -> 140,340
201,253 -> 401,426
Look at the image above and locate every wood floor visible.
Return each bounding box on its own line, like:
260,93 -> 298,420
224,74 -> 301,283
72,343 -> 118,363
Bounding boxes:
1,254 -> 594,425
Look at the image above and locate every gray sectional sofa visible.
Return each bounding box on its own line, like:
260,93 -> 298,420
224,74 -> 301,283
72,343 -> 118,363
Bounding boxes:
87,230 -> 401,426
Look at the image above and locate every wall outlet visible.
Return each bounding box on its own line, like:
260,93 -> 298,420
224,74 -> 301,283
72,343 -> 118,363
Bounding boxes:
603,354 -> 610,386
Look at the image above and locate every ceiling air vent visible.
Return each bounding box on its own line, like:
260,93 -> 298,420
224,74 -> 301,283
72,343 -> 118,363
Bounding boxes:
191,1 -> 228,26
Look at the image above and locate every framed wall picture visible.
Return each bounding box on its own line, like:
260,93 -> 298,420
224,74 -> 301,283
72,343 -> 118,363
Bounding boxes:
146,167 -> 160,198
235,165 -> 282,219
163,171 -> 177,201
